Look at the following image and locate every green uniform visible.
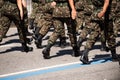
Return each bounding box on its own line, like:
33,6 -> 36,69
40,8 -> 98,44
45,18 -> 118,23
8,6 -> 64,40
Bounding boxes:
42,0 -> 80,59
0,0 -> 33,52
80,0 -> 118,64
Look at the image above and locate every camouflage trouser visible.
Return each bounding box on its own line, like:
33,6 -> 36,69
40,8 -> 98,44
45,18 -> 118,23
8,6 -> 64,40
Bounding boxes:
113,16 -> 120,37
76,11 -> 84,32
85,12 -> 116,50
48,18 -> 77,47
78,15 -> 93,40
29,2 -> 39,19
1,1 -> 28,44
0,16 -> 11,41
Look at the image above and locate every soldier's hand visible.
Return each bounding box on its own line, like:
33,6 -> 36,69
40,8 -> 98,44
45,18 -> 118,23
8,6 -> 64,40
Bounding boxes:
98,11 -> 105,18
51,1 -> 56,8
71,9 -> 77,20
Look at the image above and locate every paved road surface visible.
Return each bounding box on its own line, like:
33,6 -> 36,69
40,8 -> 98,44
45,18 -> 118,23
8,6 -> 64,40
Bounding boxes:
0,27 -> 120,80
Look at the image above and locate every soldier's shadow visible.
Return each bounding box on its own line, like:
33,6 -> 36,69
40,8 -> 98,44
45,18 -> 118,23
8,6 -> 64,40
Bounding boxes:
90,54 -> 112,63
0,46 -> 23,54
0,39 -> 23,54
50,49 -> 73,58
0,39 -> 20,46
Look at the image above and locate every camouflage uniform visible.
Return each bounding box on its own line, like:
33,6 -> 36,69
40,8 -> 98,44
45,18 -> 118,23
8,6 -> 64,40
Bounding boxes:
75,0 -> 84,33
80,0 -> 118,64
0,0 -> 33,52
113,0 -> 120,37
32,0 -> 67,48
42,0 -> 80,59
77,0 -> 94,48
31,0 -> 54,48
0,0 -> 11,42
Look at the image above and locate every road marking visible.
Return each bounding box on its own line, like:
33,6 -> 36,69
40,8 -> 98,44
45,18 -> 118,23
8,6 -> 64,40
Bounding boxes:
0,57 -> 112,80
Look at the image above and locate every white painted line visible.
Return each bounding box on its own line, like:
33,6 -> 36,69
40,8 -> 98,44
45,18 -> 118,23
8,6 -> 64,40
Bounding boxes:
0,61 -> 82,78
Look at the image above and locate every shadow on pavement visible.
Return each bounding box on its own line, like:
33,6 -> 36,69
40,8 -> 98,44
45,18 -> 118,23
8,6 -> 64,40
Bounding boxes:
91,54 -> 112,63
50,49 -> 73,58
0,46 -> 23,54
0,39 -> 20,46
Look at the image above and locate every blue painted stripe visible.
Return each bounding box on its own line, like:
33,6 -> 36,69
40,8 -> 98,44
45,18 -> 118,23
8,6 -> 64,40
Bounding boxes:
0,57 -> 112,80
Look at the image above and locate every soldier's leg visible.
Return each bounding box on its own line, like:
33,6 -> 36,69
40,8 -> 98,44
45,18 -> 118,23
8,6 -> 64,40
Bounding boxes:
0,16 -> 11,42
35,20 -> 52,48
77,27 -> 90,49
13,16 -> 33,52
42,19 -> 64,59
23,8 -> 33,36
80,23 -> 100,64
106,20 -> 118,61
58,24 -> 67,48
66,19 -> 80,57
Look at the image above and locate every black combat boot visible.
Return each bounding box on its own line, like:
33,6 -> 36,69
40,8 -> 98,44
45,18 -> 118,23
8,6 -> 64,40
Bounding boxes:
26,38 -> 33,45
29,18 -> 34,29
42,43 -> 52,59
80,48 -> 90,64
0,35 -> 2,42
35,34 -> 43,48
22,43 -> 33,53
77,37 -> 83,49
59,37 -> 67,48
72,46 -> 80,57
111,49 -> 118,61
100,42 -> 109,52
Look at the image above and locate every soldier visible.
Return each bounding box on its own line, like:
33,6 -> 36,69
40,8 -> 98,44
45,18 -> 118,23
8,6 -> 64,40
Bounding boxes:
75,0 -> 84,34
32,0 -> 67,48
77,0 -> 109,52
42,0 -> 80,59
77,0 -> 94,48
113,0 -> 120,37
0,0 -> 33,52
80,0 -> 119,64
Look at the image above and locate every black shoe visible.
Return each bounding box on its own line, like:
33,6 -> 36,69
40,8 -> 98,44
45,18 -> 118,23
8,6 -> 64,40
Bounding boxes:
59,41 -> 67,48
35,40 -> 42,48
26,38 -> 33,45
0,38 -> 2,43
72,50 -> 80,57
42,49 -> 50,59
22,46 -> 33,53
72,46 -> 80,57
26,32 -> 33,36
80,55 -> 90,64
112,54 -> 119,61
100,46 -> 109,52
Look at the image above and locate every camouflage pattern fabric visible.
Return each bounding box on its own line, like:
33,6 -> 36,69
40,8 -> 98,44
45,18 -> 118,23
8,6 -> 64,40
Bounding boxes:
47,0 -> 77,47
113,0 -> 120,37
0,0 -> 28,44
85,0 -> 116,50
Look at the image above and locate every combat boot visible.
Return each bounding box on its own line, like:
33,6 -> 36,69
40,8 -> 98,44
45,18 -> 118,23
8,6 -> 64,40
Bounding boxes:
26,38 -> 33,45
22,43 -> 33,53
29,18 -> 34,29
111,49 -> 118,61
72,46 -> 80,57
100,42 -> 109,52
59,37 -> 67,48
80,48 -> 90,64
0,35 -> 2,42
35,34 -> 43,48
77,37 -> 83,48
42,43 -> 52,59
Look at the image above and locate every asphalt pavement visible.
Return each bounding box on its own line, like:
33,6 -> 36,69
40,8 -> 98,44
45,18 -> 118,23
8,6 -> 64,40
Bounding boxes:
0,27 -> 120,80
